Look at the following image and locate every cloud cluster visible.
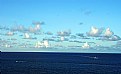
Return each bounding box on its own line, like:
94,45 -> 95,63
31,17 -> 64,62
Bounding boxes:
11,25 -> 26,32
87,26 -> 103,37
1,20 -> 121,51
98,35 -> 121,41
108,35 -> 121,41
11,21 -> 43,34
29,25 -> 40,33
101,28 -> 120,41
86,26 -> 121,41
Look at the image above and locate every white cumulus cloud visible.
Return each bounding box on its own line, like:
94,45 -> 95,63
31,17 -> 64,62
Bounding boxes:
35,40 -> 50,48
104,28 -> 114,37
24,33 -> 30,39
82,42 -> 90,49
87,26 -> 103,37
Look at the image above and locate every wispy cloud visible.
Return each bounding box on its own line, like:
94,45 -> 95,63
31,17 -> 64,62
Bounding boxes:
6,31 -> 14,36
116,41 -> 121,47
79,22 -> 84,25
84,10 -> 92,15
108,35 -> 121,41
45,31 -> 53,35
57,30 -> 71,36
32,21 -> 45,25
70,35 -> 77,39
102,35 -> 121,41
76,33 -> 84,37
11,25 -> 26,32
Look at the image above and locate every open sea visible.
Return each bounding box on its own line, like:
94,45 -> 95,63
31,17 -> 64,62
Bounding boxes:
1,52 -> 121,74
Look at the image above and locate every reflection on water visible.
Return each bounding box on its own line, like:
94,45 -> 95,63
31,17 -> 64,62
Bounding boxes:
15,60 -> 26,63
82,56 -> 99,59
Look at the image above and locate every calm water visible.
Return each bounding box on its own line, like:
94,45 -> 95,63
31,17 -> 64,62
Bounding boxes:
1,52 -> 121,74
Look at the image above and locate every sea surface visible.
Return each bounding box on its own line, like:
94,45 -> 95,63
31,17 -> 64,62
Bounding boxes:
1,52 -> 121,74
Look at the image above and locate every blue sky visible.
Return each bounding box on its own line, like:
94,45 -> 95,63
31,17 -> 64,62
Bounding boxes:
0,0 -> 121,53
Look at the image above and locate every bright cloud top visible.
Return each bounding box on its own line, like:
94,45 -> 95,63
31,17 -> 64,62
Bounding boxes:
87,26 -> 103,37
104,28 -> 114,37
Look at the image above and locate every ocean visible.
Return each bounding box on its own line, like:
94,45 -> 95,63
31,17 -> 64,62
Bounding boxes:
1,52 -> 121,74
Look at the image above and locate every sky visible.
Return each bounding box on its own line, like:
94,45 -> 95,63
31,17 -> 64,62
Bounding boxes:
0,0 -> 121,53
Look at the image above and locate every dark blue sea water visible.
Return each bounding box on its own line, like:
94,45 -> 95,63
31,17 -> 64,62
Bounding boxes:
1,52 -> 121,74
